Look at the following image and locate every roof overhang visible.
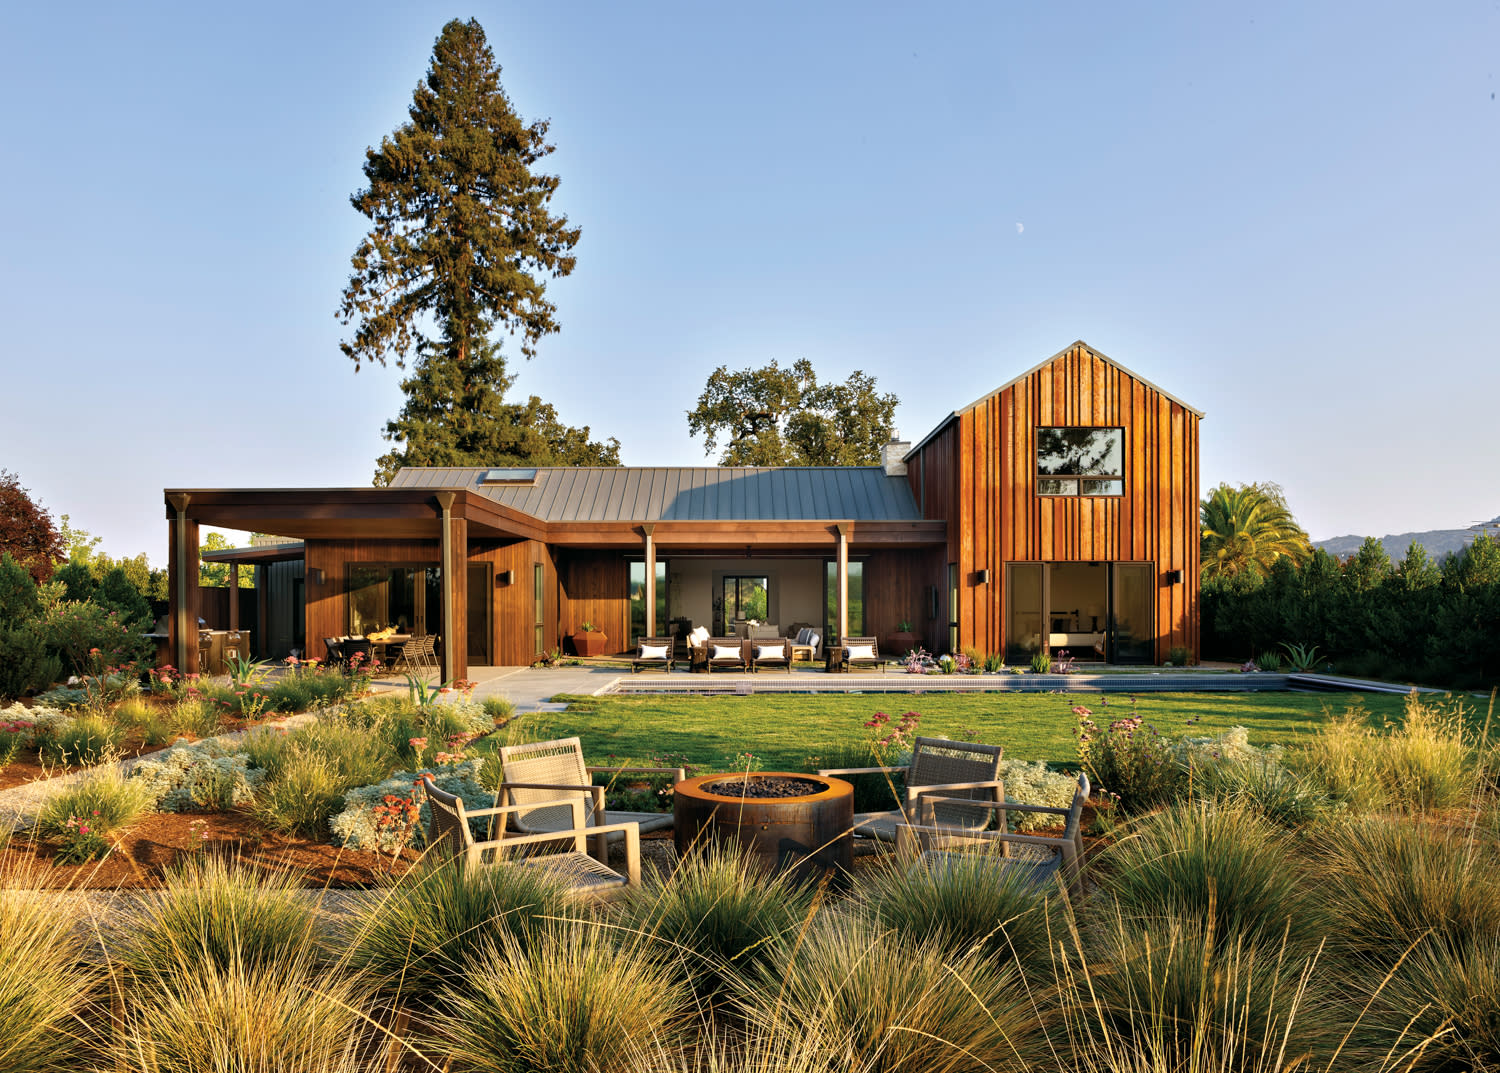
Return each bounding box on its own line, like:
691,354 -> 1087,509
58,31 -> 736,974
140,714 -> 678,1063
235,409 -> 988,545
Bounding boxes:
200,541 -> 305,565
165,489 -> 945,550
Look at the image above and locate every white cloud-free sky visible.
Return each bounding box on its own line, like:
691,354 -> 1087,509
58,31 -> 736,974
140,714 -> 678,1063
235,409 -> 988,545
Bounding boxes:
2,2 -> 1496,563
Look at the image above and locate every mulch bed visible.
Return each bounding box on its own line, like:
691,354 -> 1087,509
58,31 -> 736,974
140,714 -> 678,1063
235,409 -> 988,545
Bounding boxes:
2,810 -> 421,889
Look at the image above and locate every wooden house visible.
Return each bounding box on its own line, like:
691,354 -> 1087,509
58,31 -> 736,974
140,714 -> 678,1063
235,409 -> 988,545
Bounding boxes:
173,341 -> 1201,677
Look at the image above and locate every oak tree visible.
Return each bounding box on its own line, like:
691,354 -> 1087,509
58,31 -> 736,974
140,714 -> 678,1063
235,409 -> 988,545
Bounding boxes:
687,359 -> 900,466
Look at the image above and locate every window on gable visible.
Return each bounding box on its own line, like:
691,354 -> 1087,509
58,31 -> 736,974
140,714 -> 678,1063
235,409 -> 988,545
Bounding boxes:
1036,427 -> 1124,496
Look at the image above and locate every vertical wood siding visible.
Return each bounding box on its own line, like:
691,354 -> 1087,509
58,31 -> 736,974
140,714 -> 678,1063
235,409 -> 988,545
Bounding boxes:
903,344 -> 1200,661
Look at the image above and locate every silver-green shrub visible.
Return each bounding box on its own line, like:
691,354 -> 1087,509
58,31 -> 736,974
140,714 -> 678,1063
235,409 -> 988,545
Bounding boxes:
329,759 -> 489,851
130,739 -> 265,812
998,757 -> 1081,831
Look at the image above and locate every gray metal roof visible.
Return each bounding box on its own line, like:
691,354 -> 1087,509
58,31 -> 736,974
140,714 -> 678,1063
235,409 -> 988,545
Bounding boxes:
389,466 -> 923,522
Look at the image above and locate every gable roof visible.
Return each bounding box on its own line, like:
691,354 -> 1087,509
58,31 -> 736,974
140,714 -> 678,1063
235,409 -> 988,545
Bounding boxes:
388,465 -> 923,523
907,340 -> 1205,457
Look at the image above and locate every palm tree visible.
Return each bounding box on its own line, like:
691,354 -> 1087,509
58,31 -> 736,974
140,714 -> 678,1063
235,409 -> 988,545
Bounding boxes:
1200,483 -> 1312,582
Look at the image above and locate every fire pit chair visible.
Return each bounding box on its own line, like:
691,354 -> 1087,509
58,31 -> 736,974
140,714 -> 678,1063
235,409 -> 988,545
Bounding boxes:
497,737 -> 687,860
818,736 -> 1004,844
895,772 -> 1090,897
420,775 -> 640,900
631,636 -> 676,673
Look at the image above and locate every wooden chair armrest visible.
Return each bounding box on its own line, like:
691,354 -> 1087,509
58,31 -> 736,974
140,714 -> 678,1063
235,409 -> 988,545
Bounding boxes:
982,802 -> 1072,816
583,821 -> 642,885
587,765 -> 688,784
906,778 -> 1005,804
817,765 -> 903,777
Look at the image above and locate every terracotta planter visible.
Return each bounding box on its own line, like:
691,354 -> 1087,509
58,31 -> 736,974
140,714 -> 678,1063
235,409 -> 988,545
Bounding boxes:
888,631 -> 917,656
573,631 -> 608,657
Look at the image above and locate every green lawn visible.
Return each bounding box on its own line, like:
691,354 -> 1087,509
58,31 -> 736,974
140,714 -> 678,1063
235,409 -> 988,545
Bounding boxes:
540,690 -> 1416,771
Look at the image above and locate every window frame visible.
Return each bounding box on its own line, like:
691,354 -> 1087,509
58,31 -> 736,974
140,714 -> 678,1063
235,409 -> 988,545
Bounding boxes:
1034,426 -> 1126,497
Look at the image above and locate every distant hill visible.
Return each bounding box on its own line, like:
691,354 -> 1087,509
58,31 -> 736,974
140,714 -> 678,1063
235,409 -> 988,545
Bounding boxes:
1316,515 -> 1500,562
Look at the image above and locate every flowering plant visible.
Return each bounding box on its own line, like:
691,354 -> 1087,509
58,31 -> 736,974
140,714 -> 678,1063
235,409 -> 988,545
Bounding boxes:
54,812 -> 111,864
903,647 -> 935,674
1074,700 -> 1183,811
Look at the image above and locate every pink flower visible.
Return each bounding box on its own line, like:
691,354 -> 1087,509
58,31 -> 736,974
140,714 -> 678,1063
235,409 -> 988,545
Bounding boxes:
409,737 -> 429,750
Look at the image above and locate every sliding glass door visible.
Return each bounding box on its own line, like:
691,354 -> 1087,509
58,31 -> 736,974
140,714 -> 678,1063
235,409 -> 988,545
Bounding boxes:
1003,562 -> 1154,663
717,575 -> 768,634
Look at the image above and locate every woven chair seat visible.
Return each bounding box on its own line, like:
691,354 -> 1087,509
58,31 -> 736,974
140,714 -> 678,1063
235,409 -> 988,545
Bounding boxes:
517,850 -> 629,892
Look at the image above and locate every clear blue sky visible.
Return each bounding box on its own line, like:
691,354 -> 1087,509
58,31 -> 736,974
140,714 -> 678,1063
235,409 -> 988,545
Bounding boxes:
2,2 -> 1496,565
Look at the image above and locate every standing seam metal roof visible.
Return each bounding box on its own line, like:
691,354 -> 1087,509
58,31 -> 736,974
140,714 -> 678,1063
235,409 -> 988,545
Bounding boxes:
388,466 -> 923,522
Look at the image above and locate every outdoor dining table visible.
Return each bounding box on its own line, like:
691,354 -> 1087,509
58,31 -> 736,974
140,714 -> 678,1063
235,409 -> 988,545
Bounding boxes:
367,634 -> 412,671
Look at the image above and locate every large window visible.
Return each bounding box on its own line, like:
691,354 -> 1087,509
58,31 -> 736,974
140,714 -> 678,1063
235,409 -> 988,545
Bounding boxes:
629,560 -> 669,643
716,575 -> 767,634
348,564 -> 441,636
1036,427 -> 1124,496
823,560 -> 864,644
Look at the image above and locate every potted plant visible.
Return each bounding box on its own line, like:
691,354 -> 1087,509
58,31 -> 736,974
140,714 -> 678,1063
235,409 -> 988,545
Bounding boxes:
572,622 -> 608,658
888,620 -> 917,657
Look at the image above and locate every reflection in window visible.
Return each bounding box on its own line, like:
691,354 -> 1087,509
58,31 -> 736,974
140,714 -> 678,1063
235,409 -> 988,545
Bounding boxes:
348,564 -> 440,635
1036,428 -> 1124,496
824,561 -> 864,644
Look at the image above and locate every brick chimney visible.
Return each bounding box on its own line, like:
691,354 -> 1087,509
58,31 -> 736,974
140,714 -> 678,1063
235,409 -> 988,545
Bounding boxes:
881,434 -> 910,476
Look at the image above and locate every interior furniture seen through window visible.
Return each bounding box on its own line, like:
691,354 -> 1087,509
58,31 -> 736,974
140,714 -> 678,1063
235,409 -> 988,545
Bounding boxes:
717,575 -> 768,634
348,564 -> 440,636
1036,427 -> 1124,496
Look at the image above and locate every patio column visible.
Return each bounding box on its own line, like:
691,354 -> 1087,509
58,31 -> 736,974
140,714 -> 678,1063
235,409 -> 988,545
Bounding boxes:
836,523 -> 850,643
642,524 -> 656,640
435,492 -> 468,682
228,564 -> 240,631
166,494 -> 197,673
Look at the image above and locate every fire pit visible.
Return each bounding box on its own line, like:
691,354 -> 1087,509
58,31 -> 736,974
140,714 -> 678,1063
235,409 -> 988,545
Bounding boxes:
674,771 -> 853,880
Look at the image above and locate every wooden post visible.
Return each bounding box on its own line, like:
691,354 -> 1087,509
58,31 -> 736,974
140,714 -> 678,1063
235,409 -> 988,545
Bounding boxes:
836,523 -> 850,644
228,563 -> 240,631
642,524 -> 656,642
166,494 -> 197,673
434,492 -> 467,682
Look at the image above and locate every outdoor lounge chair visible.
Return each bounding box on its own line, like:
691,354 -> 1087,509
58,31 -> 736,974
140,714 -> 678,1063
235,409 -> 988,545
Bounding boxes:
421,775 -> 641,900
496,736 -> 686,859
631,636 -> 676,673
819,736 -> 1004,843
750,638 -> 792,673
705,636 -> 749,672
897,772 -> 1090,897
841,636 -> 883,673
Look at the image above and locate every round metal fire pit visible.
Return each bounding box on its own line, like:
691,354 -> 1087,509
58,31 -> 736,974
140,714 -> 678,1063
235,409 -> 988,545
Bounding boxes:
674,771 -> 854,880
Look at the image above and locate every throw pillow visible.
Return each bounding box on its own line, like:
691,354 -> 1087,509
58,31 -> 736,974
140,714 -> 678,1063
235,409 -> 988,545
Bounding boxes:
640,644 -> 669,660
846,644 -> 876,661
712,644 -> 741,660
756,643 -> 782,659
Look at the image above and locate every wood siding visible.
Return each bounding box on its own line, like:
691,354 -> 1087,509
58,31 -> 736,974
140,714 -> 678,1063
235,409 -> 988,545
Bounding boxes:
861,547 -> 947,654
469,539 -> 557,665
905,344 -> 1200,661
556,551 -> 631,655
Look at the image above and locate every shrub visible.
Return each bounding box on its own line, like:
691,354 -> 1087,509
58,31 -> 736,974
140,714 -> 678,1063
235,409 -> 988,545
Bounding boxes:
130,739 -> 265,812
269,720 -> 395,789
619,842 -> 813,1001
1294,697 -> 1480,812
110,948 -> 370,1073
330,759 -> 489,852
858,848 -> 1058,971
743,910 -> 1047,1073
1168,644 -> 1191,666
37,712 -> 122,767
1366,933 -> 1500,1071
33,684 -> 87,709
36,764 -> 152,838
34,599 -> 151,675
997,757 -> 1084,831
1030,650 -> 1052,673
483,695 -> 516,724
169,695 -> 225,738
254,751 -> 347,838
0,625 -> 58,699
1312,813 -> 1500,960
1097,802 -> 1323,955
1074,702 -> 1184,811
1069,910 -> 1339,1069
433,922 -> 688,1073
346,857 -> 571,1008
114,855 -> 323,978
1198,754 -> 1337,827
803,740 -> 901,812
0,871 -> 100,1071
0,552 -> 40,628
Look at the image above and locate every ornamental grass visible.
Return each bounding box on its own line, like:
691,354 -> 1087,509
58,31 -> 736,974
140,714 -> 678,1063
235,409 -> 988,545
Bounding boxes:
0,865 -> 99,1073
